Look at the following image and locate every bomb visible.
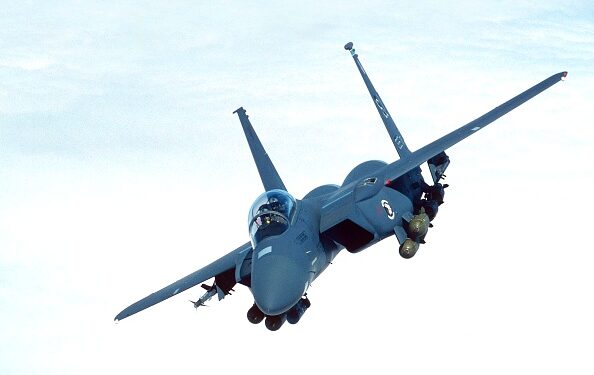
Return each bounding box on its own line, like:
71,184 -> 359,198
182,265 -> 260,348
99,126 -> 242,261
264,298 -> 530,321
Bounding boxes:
399,239 -> 419,259
407,212 -> 430,242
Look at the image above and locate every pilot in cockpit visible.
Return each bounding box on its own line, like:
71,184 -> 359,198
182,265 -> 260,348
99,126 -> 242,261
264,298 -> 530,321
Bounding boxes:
249,190 -> 296,245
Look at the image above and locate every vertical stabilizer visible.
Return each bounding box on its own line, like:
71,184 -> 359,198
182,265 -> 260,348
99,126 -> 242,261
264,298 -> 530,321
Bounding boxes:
345,42 -> 412,158
233,107 -> 287,192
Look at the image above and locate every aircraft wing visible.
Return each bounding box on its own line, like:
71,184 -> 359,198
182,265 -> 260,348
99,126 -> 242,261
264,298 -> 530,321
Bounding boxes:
114,242 -> 252,321
383,71 -> 567,182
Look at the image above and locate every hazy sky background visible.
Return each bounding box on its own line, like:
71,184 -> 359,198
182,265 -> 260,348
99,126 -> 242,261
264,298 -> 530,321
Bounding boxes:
1,1 -> 593,374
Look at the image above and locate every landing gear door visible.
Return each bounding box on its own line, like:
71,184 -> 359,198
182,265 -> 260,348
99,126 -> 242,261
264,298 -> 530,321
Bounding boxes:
428,151 -> 450,184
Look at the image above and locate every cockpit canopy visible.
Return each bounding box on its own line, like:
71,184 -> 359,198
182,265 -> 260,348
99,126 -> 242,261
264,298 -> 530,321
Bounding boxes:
249,189 -> 297,246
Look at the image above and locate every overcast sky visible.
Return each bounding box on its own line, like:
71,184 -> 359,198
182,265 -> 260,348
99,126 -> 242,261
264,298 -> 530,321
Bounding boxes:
1,1 -> 593,374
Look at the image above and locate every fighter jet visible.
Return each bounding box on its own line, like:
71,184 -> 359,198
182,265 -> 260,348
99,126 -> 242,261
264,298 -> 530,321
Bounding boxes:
115,42 -> 566,331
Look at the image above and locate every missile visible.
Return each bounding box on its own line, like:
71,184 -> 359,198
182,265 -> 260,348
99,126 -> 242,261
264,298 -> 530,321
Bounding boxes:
287,297 -> 311,324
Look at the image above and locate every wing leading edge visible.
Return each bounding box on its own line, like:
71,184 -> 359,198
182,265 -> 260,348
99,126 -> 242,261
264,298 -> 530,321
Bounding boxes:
114,242 -> 252,321
383,71 -> 567,183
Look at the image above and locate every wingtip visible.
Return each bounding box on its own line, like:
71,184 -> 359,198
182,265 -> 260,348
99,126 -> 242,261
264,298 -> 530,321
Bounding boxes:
114,311 -> 127,322
561,71 -> 568,81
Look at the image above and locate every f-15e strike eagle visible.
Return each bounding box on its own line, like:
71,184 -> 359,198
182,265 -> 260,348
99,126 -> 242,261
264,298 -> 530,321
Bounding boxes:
115,42 -> 566,331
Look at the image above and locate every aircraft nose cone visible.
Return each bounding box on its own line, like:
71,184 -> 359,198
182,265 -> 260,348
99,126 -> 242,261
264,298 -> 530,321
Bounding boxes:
251,253 -> 307,316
